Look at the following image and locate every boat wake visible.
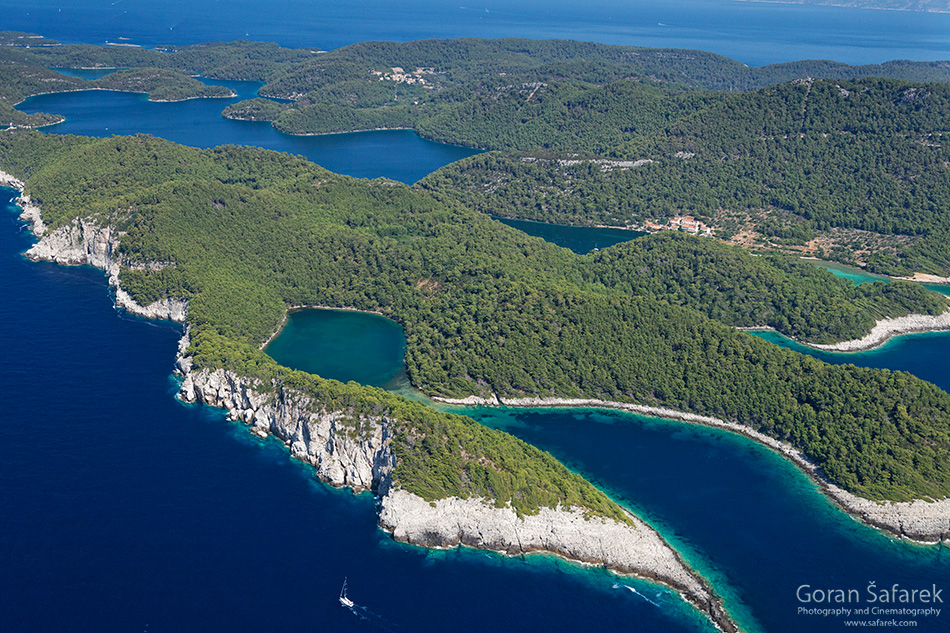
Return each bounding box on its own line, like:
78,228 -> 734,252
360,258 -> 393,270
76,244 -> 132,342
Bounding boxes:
343,603 -> 398,631
616,583 -> 662,607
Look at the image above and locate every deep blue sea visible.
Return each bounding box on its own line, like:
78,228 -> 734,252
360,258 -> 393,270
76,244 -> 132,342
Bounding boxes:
5,2 -> 950,632
3,0 -> 950,66
0,190 -> 716,633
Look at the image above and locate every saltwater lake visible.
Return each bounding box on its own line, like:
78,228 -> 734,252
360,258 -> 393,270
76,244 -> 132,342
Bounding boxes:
18,81 -> 480,185
494,216 -> 645,254
4,2 -> 950,632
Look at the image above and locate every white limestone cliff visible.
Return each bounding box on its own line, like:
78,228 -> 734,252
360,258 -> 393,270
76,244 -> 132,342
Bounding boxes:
22,215 -> 187,322
175,360 -> 734,632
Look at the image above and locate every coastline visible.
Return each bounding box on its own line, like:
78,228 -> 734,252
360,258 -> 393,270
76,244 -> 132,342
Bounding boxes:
1,171 -> 188,322
431,395 -> 950,543
803,307 -> 950,352
16,86 -> 236,107
258,304 -> 388,350
269,125 -> 415,137
5,188 -> 740,633
895,272 -> 950,284
179,365 -> 738,633
7,173 -> 947,545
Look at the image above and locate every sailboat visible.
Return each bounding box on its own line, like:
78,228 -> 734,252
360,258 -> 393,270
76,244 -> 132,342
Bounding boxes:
339,578 -> 354,608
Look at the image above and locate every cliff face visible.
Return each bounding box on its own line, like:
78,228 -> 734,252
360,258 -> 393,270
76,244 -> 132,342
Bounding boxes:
12,193 -> 737,632
22,214 -> 187,323
179,363 -> 395,493
177,355 -> 734,632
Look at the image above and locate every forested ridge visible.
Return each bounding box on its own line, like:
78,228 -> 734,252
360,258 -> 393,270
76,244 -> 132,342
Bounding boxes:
2,130 -> 949,504
5,36 -> 950,274
420,76 -> 950,276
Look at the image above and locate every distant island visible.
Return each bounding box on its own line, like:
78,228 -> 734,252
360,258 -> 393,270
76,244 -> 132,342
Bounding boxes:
739,0 -> 950,13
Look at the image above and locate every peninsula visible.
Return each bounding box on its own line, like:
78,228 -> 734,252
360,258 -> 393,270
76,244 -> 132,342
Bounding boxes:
2,168 -> 737,631
1,130 -> 948,532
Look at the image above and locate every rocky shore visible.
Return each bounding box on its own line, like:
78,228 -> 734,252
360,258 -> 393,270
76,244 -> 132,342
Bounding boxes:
178,361 -> 735,632
433,396 -> 950,543
1,171 -> 188,323
8,186 -> 738,633
805,308 -> 950,352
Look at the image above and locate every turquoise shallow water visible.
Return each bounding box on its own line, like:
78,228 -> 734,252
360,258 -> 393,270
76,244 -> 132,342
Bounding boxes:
264,308 -> 408,389
809,259 -> 950,297
266,301 -> 950,633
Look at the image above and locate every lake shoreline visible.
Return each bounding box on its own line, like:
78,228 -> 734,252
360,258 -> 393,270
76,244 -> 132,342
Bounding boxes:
431,395 -> 950,544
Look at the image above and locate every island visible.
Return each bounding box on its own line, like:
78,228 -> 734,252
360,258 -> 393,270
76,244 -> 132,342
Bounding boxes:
4,34 -> 950,630
4,37 -> 950,277
0,159 -> 739,633
2,129 -> 948,525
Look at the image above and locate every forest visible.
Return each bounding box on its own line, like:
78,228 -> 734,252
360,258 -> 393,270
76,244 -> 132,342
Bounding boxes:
5,36 -> 949,275
2,130 -> 949,505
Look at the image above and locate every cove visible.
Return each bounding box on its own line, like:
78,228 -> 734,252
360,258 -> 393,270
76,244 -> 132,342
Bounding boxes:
493,216 -> 645,254
264,308 -> 408,389
0,188 -> 715,633
749,328 -> 950,393
17,81 -> 480,184
808,259 -> 950,297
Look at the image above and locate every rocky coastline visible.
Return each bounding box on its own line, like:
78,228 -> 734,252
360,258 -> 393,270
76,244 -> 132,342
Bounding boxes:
177,361 -> 736,632
1,170 -> 188,323
431,395 -> 950,543
7,184 -> 739,633
805,308 -> 950,352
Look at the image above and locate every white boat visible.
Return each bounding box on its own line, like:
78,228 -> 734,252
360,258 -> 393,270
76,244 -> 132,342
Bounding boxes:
339,578 -> 354,608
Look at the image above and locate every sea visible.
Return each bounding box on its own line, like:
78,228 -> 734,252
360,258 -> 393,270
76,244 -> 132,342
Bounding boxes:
3,2 -> 950,633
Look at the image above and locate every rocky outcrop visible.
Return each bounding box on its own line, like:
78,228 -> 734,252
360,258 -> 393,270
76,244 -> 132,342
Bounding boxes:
20,212 -> 187,323
176,359 -> 735,632
429,394 -> 500,406
379,489 -> 733,630
179,365 -> 395,492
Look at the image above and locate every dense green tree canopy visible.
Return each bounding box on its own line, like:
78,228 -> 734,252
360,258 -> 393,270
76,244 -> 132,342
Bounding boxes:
2,130 -> 949,503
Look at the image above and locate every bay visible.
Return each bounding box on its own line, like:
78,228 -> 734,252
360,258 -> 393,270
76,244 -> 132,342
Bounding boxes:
17,81 -> 481,184
3,0 -> 950,66
264,300 -> 950,633
810,259 -> 950,297
759,259 -> 950,391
